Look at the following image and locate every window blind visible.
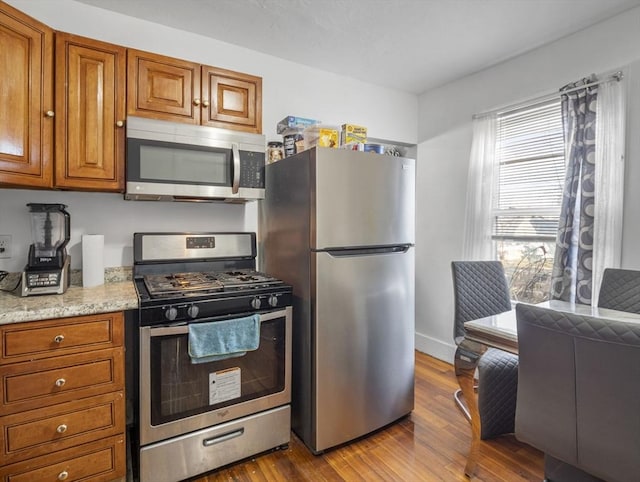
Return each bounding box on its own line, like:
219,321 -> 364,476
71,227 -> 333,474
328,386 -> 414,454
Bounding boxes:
493,100 -> 565,239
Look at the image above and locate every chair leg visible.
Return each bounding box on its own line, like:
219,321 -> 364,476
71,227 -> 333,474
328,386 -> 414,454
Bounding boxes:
454,388 -> 472,422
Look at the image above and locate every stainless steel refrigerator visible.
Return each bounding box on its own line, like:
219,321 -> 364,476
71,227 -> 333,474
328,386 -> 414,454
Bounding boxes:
259,147 -> 415,453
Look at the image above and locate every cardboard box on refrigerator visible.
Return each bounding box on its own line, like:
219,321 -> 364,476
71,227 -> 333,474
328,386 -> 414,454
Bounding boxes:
340,124 -> 367,146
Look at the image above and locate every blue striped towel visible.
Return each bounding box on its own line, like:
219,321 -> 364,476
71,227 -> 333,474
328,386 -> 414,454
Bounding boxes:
188,314 -> 261,364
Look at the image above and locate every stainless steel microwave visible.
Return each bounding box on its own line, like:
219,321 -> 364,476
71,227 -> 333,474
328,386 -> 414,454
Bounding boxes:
125,116 -> 266,202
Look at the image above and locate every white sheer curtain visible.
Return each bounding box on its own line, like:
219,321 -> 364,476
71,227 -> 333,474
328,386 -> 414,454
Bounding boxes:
592,76 -> 626,304
462,113 -> 497,260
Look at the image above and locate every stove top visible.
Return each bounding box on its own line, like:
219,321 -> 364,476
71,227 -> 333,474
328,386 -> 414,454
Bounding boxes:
132,233 -> 292,325
142,269 -> 283,298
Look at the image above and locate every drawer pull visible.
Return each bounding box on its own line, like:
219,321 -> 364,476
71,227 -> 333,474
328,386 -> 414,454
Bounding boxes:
54,334 -> 65,344
55,378 -> 66,388
202,428 -> 244,447
58,471 -> 69,481
56,424 -> 68,434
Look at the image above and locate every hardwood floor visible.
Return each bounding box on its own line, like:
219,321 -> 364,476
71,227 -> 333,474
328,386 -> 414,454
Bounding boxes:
190,352 -> 543,481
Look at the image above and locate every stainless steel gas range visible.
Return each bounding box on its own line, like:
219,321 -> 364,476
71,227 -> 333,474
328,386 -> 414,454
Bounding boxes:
131,232 -> 292,482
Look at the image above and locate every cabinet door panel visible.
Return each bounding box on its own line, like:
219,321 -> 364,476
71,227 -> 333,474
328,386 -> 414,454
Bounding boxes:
0,2 -> 53,188
202,66 -> 262,133
0,348 -> 124,416
128,49 -> 200,124
55,33 -> 125,191
0,435 -> 125,482
0,391 -> 124,465
1,312 -> 123,364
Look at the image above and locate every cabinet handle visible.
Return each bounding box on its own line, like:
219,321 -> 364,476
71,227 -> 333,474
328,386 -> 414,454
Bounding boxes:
202,100 -> 210,108
55,378 -> 66,387
45,110 -> 55,118
56,424 -> 68,434
54,334 -> 64,344
58,471 -> 69,481
193,98 -> 201,106
116,120 -> 124,127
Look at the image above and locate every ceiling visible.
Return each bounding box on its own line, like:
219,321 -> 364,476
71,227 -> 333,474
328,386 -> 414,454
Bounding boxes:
75,0 -> 640,95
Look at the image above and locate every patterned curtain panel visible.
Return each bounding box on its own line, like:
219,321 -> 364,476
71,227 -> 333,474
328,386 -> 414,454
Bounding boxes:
550,77 -> 598,304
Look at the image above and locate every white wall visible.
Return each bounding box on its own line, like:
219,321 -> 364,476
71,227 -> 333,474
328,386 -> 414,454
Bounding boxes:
415,6 -> 640,362
0,0 -> 417,273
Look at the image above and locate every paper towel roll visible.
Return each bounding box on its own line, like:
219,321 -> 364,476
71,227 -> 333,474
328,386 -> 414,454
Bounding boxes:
82,234 -> 104,288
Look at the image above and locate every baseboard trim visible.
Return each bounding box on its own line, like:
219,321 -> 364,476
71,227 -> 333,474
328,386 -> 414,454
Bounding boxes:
415,332 -> 456,364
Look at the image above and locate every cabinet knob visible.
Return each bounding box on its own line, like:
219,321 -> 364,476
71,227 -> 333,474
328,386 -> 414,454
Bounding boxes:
56,424 -> 68,434
202,100 -> 210,108
193,98 -> 201,106
45,110 -> 55,118
58,471 -> 69,481
55,378 -> 66,388
116,120 -> 124,127
54,334 -> 64,344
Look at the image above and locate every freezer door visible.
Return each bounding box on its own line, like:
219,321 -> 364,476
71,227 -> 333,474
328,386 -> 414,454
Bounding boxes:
313,247 -> 415,452
313,149 -> 415,249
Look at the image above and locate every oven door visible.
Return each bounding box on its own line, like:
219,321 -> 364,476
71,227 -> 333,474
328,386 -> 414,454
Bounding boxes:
139,307 -> 291,446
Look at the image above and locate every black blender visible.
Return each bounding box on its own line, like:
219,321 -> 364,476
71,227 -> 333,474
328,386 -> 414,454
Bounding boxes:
21,203 -> 71,296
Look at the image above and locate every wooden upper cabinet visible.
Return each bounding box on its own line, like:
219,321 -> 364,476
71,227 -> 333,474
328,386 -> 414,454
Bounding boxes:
127,49 -> 201,124
0,1 -> 53,188
202,66 -> 262,134
128,49 -> 262,133
55,33 -> 126,191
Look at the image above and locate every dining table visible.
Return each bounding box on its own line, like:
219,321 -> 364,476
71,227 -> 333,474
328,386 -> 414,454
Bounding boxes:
454,299 -> 640,477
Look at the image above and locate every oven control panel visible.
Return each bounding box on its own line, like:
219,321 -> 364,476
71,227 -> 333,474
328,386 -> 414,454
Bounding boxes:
139,288 -> 292,326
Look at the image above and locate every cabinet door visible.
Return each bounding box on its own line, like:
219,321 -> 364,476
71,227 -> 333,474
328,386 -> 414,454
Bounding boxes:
202,66 -> 262,133
55,33 -> 126,191
0,2 -> 53,188
127,48 -> 201,124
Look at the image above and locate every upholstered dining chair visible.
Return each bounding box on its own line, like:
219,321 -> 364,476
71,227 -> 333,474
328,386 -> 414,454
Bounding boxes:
597,268 -> 640,313
451,260 -> 519,439
515,302 -> 640,482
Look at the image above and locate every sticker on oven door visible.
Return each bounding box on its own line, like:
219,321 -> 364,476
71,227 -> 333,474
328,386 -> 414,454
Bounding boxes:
209,367 -> 241,405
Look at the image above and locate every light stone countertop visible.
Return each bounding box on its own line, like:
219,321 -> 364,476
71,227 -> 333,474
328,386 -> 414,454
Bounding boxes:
0,268 -> 138,325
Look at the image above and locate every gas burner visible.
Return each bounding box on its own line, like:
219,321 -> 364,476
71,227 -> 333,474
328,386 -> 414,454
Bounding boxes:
142,269 -> 283,299
143,272 -> 224,298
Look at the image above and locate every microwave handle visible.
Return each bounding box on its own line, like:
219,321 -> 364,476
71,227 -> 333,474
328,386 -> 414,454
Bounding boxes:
231,143 -> 240,194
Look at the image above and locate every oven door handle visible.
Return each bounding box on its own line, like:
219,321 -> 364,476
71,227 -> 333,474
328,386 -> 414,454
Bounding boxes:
148,308 -> 289,337
202,428 -> 244,447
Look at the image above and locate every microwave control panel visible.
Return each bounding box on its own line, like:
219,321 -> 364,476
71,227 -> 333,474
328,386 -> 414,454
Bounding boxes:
239,151 -> 265,188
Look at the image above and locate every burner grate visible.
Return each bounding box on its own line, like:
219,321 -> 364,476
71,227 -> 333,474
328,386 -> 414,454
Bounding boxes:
142,269 -> 282,298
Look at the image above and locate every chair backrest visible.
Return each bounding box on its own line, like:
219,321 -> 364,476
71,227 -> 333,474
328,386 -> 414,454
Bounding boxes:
597,268 -> 640,313
515,303 -> 640,482
451,261 -> 512,343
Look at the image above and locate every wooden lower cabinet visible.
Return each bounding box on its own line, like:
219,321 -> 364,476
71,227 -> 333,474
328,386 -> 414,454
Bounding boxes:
0,313 -> 126,482
0,435 -> 125,482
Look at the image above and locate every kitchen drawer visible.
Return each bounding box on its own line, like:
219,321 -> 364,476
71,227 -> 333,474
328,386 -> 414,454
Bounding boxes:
0,434 -> 125,482
0,391 -> 124,465
0,348 -> 124,416
0,312 -> 123,365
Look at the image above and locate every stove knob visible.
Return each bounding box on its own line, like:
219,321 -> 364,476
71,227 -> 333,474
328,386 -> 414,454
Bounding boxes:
187,304 -> 200,319
268,295 -> 278,307
251,297 -> 262,310
164,307 -> 178,321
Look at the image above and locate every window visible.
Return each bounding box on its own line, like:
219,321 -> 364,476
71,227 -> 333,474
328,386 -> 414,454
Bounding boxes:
493,100 -> 565,303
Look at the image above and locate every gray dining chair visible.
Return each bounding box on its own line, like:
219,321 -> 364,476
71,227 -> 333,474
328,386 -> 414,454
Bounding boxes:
515,302 -> 640,482
451,260 -> 519,439
597,268 -> 640,313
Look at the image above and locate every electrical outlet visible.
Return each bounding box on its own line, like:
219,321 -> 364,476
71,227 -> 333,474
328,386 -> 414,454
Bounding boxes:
0,235 -> 12,259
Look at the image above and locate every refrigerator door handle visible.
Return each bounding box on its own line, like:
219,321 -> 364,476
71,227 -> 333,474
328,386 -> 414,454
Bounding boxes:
321,245 -> 412,257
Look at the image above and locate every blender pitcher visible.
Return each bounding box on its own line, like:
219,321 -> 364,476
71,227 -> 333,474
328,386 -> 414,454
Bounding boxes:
27,203 -> 71,263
